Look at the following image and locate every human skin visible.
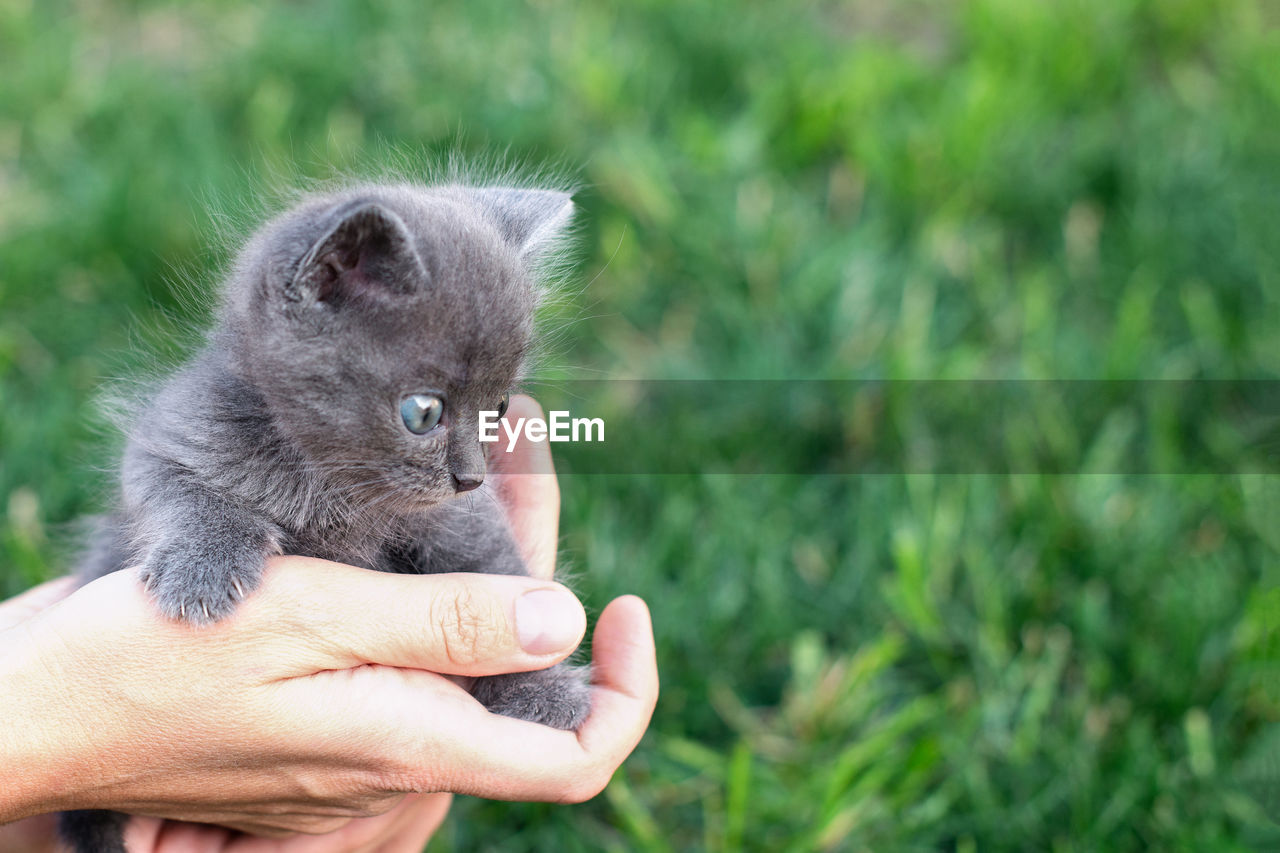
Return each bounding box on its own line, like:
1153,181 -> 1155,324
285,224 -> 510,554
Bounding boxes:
0,395 -> 658,852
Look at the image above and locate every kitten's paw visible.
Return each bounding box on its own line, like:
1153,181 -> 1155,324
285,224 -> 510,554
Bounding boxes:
472,664 -> 592,731
138,539 -> 264,625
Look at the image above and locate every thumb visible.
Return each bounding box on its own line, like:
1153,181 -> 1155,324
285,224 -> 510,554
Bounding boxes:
0,577 -> 77,632
243,556 -> 587,678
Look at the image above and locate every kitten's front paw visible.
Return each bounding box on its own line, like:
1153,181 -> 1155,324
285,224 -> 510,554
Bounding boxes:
472,664 -> 592,731
139,539 -> 264,625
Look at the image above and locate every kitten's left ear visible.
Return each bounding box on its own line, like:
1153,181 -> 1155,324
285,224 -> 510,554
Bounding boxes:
471,188 -> 575,262
289,202 -> 427,307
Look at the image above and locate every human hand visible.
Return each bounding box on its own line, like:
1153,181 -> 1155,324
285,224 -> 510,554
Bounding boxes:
0,395 -> 658,852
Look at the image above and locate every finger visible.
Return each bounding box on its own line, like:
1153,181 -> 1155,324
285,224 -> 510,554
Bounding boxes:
400,595 -> 658,804
151,820 -> 233,853
0,812 -> 62,853
489,394 -> 560,580
124,817 -> 234,853
0,577 -> 77,631
226,793 -> 452,853
249,559 -> 586,677
575,595 -> 660,761
376,793 -> 452,853
122,817 -> 163,852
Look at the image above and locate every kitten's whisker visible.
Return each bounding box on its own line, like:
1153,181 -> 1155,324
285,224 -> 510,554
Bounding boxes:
469,486 -> 505,516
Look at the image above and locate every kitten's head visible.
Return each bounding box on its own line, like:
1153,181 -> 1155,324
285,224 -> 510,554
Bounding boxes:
222,183 -> 574,507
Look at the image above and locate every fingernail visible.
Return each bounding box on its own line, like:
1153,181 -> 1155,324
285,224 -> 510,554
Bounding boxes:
516,588 -> 583,655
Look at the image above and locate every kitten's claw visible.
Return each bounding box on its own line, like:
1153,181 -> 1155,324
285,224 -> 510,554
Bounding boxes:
139,539 -> 265,625
131,565 -> 155,592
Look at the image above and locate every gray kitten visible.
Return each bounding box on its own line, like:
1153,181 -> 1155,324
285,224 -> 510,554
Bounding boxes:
61,181 -> 589,853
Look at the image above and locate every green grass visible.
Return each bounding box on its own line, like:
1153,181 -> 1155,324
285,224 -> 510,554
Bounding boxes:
3,0 -> 1280,849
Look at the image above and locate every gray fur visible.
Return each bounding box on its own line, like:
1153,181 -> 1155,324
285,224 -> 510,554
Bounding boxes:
63,181 -> 588,853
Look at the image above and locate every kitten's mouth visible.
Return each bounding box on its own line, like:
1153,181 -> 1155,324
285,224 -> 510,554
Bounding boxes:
390,465 -> 455,506
326,466 -> 448,512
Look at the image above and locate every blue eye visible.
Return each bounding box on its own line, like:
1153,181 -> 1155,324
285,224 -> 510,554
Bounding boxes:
400,393 -> 444,434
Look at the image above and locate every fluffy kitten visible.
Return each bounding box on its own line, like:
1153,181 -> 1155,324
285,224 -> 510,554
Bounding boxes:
61,181 -> 589,853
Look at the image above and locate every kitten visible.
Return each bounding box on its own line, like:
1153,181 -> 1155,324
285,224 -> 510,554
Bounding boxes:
60,181 -> 589,853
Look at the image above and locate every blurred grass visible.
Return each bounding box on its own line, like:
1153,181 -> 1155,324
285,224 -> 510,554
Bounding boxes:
3,0 -> 1280,849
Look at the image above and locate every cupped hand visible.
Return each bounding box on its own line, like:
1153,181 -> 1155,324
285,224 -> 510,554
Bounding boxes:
0,396 -> 658,852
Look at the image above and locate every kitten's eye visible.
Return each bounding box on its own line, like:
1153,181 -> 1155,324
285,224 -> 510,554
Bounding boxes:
400,393 -> 444,435
497,392 -> 510,419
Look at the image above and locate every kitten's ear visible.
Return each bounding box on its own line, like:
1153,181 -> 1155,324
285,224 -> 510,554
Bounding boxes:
471,188 -> 575,262
289,203 -> 426,306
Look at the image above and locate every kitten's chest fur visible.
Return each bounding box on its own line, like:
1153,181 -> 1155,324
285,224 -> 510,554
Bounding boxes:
131,350 -> 440,573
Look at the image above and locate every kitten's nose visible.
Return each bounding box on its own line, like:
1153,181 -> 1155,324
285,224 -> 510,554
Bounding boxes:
452,474 -> 483,493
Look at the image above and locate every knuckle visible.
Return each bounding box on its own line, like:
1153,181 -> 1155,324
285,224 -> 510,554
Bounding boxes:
429,582 -> 505,667
366,762 -> 423,794
373,759 -> 454,797
345,793 -> 399,819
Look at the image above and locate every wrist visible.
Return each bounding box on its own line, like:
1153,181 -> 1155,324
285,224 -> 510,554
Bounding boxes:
0,624 -> 93,822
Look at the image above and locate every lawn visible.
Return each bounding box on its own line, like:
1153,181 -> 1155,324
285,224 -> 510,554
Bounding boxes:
2,0 -> 1279,849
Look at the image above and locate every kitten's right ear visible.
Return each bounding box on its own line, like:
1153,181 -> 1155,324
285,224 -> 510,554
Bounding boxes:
287,202 -> 427,306
470,188 -> 575,263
